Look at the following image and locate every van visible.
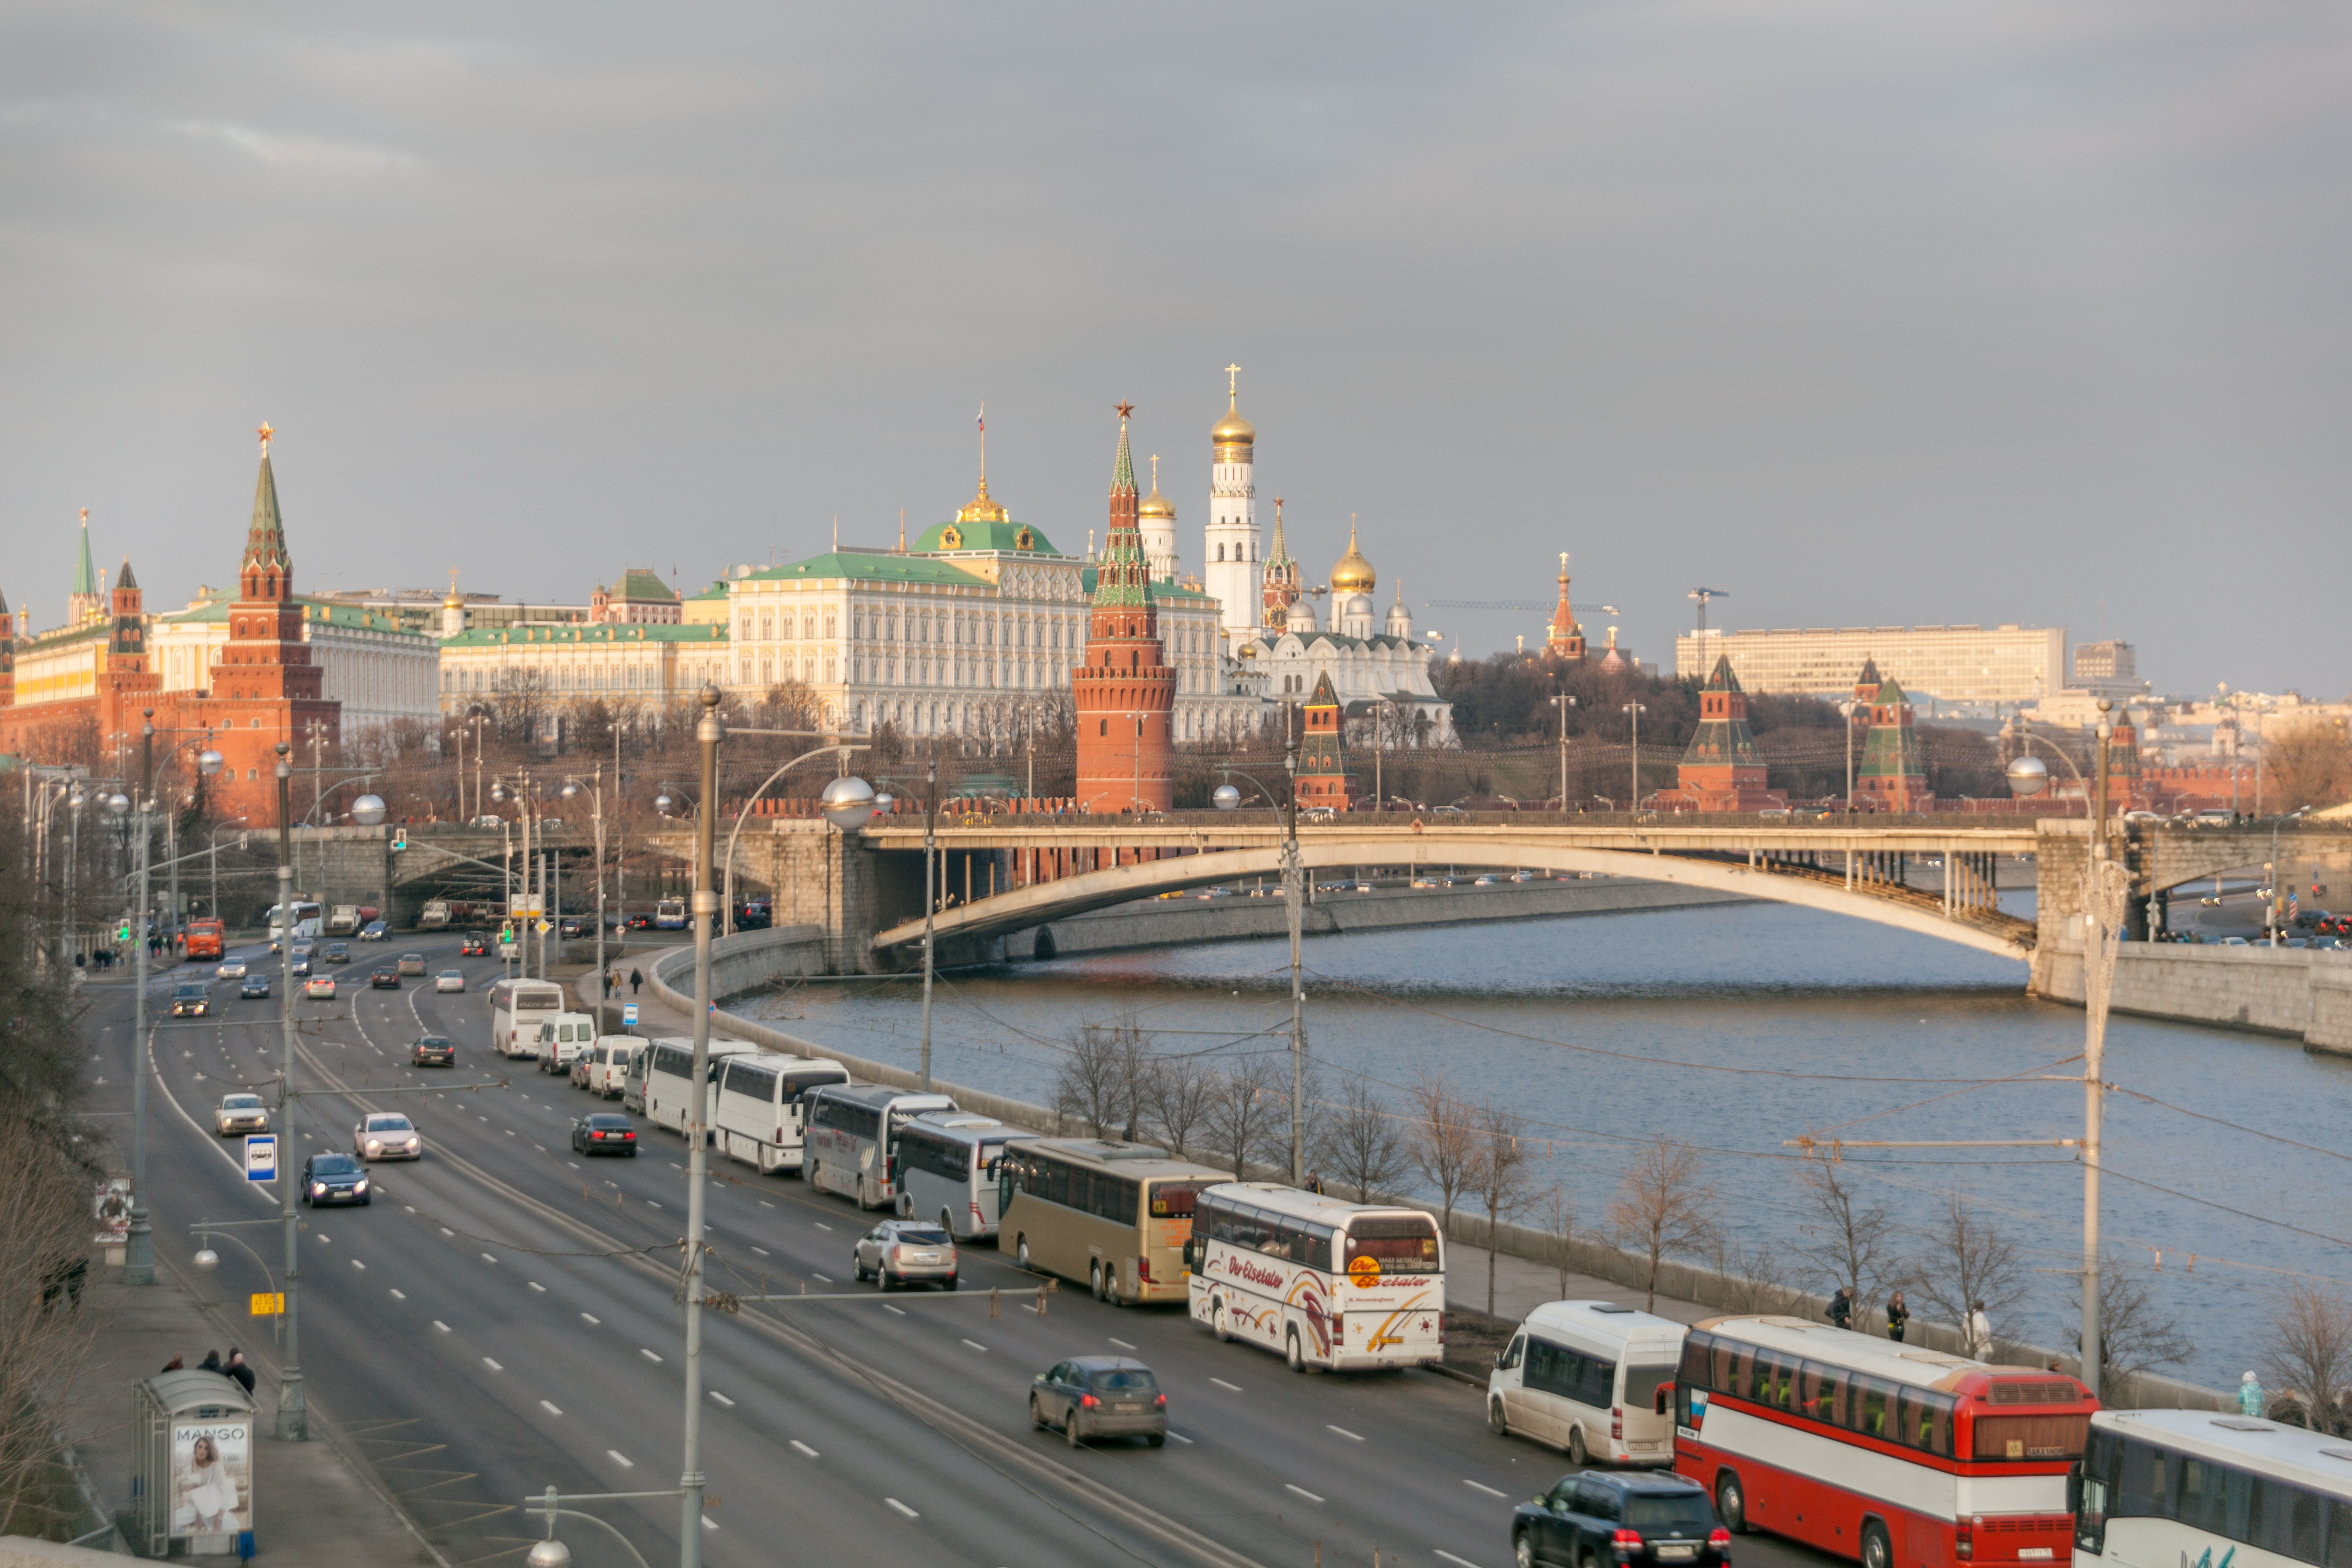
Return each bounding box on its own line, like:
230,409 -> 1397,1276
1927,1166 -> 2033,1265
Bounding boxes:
1488,1300 -> 1685,1467
575,1037 -> 643,1099
535,1012 -> 598,1074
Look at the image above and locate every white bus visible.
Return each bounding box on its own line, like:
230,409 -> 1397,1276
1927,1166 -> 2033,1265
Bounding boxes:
712,1054 -> 851,1174
644,1037 -> 760,1137
893,1113 -> 1037,1240
266,901 -> 323,949
1489,1300 -> 1684,1467
1186,1182 -> 1445,1372
804,1084 -> 957,1210
2073,1408 -> 2352,1568
488,978 -> 566,1058
654,898 -> 687,930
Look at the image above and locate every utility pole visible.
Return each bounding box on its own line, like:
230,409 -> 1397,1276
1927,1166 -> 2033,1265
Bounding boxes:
2079,698 -> 2117,1402
1284,718 -> 1306,1186
1551,694 -> 1577,811
272,744 -> 306,1439
919,754 -> 938,1092
124,713 -> 158,1287
1623,702 -> 1646,813
678,684 -> 722,1568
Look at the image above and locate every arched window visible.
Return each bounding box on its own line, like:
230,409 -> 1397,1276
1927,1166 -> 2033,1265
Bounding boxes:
1216,543 -> 1225,562
1099,719 -> 1107,737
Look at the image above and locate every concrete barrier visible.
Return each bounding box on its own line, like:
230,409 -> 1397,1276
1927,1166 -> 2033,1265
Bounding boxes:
2040,938 -> 2352,1050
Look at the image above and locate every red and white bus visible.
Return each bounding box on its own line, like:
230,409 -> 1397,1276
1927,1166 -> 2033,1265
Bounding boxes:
1671,1315 -> 2095,1568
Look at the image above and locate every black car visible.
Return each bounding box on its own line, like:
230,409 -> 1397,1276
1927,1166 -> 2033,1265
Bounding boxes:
1511,1472 -> 1727,1568
460,932 -> 489,957
240,974 -> 271,999
370,967 -> 401,989
412,1035 -> 456,1068
300,1152 -> 371,1207
571,1114 -> 637,1156
170,983 -> 211,1018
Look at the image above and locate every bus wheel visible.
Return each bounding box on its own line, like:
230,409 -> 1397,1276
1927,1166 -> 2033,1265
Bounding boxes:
1286,1328 -> 1307,1374
1089,1261 -> 1106,1301
1567,1423 -> 1589,1466
1212,1301 -> 1233,1343
1861,1522 -> 1891,1568
939,1209 -> 954,1236
1017,1236 -> 1033,1271
1715,1471 -> 1749,1534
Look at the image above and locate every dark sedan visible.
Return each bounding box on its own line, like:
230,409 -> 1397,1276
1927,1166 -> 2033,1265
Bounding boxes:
411,1036 -> 456,1068
1029,1357 -> 1166,1448
1511,1472 -> 1726,1568
240,974 -> 271,999
369,967 -> 401,989
570,1114 -> 638,1156
300,1153 -> 371,1207
170,983 -> 211,1018
459,933 -> 489,957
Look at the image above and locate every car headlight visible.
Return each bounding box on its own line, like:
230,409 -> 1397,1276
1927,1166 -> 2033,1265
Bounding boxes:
405,1137 -> 419,1151
312,1183 -> 328,1196
353,1180 -> 368,1193
366,1140 -> 381,1153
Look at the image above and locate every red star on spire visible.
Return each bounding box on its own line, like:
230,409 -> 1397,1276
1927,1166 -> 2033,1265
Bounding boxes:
1115,401 -> 1135,421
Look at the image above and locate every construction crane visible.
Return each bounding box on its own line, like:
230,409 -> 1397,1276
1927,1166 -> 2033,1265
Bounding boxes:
1687,587 -> 1731,632
1429,599 -> 1617,614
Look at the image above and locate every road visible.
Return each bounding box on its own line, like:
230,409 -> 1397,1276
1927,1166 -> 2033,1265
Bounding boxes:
90,941 -> 1853,1568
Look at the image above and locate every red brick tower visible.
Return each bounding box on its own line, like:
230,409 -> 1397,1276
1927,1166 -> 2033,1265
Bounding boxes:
1295,669 -> 1352,810
90,556 -> 164,752
1073,405 -> 1175,813
178,425 -> 339,825
1674,654 -> 1784,811
0,588 -> 13,713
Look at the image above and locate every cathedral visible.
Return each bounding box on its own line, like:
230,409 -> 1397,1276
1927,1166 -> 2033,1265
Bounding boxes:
1234,517 -> 1452,745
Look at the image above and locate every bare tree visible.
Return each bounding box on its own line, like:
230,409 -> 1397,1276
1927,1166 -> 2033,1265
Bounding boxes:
1316,1077 -> 1411,1204
1606,1135 -> 1720,1313
2065,1248 -> 2192,1385
2260,1281 -> 2352,1434
1533,1184 -> 1580,1301
1903,1192 -> 2029,1359
1052,1023 -> 1128,1137
1202,1054 -> 1285,1180
1470,1100 -> 1537,1315
1710,1232 -> 1808,1318
1142,1050 -> 1218,1161
1405,1069 -> 1479,1240
1790,1153 -> 1898,1328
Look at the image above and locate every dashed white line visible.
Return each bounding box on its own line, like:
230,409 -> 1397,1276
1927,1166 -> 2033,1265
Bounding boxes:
580,1313 -> 600,1326
433,1320 -> 451,1333
811,1274 -> 833,1284
480,1253 -> 498,1264
389,1289 -> 406,1300
527,1282 -> 546,1293
350,1259 -> 366,1271
884,1498 -> 918,1519
884,1305 -> 906,1317
961,1338 -> 988,1353
1436,1553 -> 1489,1568
758,1200 -> 774,1209
701,1518 -> 717,1532
812,1222 -> 832,1232
789,1440 -> 818,1459
1328,1424 -> 1364,1441
440,1227 -> 454,1237
750,1246 -> 770,1257
1107,1337 -> 1136,1350
1210,1377 -> 1243,1393
1284,1484 -> 1324,1504
640,1348 -> 664,1363
607,1450 -> 634,1469
540,1400 -> 563,1416
567,1162 -> 579,1170
709,1391 -> 734,1408
647,1201 -> 662,1210
1462,1480 -> 1507,1499
1167,1431 -> 1194,1444
482,1358 -> 503,1372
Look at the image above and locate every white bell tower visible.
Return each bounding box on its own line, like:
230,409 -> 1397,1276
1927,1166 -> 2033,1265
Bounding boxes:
1202,364 -> 1261,642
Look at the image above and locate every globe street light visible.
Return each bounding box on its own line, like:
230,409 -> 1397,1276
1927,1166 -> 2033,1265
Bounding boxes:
2004,755 -> 2051,797
350,794 -> 387,827
819,774 -> 879,830
1210,783 -> 1241,811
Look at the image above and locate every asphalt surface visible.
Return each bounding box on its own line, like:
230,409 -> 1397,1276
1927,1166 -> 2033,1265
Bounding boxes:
90,941 -> 1852,1568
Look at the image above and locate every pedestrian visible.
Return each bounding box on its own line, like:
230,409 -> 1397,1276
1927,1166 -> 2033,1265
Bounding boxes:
601,970 -> 612,998
224,1349 -> 257,1397
629,968 -> 643,996
1885,1291 -> 1909,1343
1828,1286 -> 1854,1330
198,1350 -> 222,1375
1966,1300 -> 1993,1360
2239,1371 -> 2265,1418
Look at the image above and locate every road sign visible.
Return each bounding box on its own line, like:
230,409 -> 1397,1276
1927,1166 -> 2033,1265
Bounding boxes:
622,1003 -> 639,1028
535,919 -> 551,934
244,1134 -> 278,1182
250,1292 -> 285,1317
508,894 -> 545,916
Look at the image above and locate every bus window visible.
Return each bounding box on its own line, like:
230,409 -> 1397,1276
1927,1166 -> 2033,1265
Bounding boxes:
1340,1215 -> 1439,1272
1896,1387 -> 1954,1456
1148,1181 -> 1207,1219
1849,1374 -> 1895,1440
1799,1359 -> 1845,1426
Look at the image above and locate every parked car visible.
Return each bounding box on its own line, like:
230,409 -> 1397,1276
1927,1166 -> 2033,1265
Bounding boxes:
397,952 -> 426,976
1509,1470 -> 1726,1568
240,974 -> 271,999
214,1093 -> 270,1136
854,1220 -> 959,1290
217,959 -> 248,978
1474,874 -> 1501,887
435,969 -> 467,993
1028,1357 -> 1166,1449
411,1036 -> 456,1068
460,932 -> 490,957
358,920 -> 390,941
570,1113 -> 638,1156
369,967 -> 401,990
170,982 -> 211,1018
353,1112 -> 421,1161
300,1153 -> 370,1207
304,975 -> 337,999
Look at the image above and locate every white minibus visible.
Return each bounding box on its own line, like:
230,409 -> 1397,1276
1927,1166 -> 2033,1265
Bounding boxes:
713,1055 -> 851,1174
577,1037 -> 644,1099
804,1084 -> 958,1210
1488,1299 -> 1684,1467
893,1113 -> 1036,1240
534,1012 -> 598,1074
643,1037 -> 760,1138
1186,1182 -> 1446,1371
488,978 -> 566,1058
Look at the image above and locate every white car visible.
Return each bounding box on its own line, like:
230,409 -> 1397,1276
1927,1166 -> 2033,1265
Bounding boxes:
217,959 -> 248,978
215,1093 -> 270,1136
435,969 -> 467,993
354,1113 -> 421,1161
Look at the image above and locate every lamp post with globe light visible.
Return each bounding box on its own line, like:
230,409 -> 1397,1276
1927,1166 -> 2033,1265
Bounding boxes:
1214,725 -> 1308,1184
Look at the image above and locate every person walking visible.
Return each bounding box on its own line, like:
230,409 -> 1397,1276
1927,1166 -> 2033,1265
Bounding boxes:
223,1349 -> 257,1397
1966,1300 -> 1993,1360
2238,1371 -> 2265,1418
1885,1291 -> 1909,1343
629,968 -> 643,996
1828,1286 -> 1854,1330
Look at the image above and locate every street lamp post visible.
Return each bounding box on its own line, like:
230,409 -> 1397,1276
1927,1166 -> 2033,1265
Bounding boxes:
1550,694 -> 1578,812
1840,700 -> 1857,815
921,756 -> 938,1091
678,685 -> 724,1568
1215,728 -> 1307,1184
1622,703 -> 1646,814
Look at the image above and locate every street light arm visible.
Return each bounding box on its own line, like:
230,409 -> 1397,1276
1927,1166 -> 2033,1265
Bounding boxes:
719,745 -> 870,936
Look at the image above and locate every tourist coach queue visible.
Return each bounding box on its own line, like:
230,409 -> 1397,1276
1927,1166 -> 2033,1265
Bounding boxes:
468,970 -> 2350,1568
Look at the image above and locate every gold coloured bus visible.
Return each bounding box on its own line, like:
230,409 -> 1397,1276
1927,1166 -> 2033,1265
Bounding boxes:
995,1139 -> 1223,1306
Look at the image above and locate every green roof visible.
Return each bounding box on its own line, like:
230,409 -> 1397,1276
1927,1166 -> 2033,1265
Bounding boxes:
686,580 -> 730,601
911,518 -> 1063,556
440,622 -> 728,649
742,552 -> 991,589
1077,566 -> 1213,603
613,568 -> 679,602
72,517 -> 96,598
153,595 -> 429,639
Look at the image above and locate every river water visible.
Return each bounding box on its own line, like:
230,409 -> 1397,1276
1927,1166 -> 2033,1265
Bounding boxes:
743,900 -> 2352,1391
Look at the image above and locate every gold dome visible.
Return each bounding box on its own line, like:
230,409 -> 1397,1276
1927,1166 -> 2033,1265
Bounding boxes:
1329,521 -> 1375,595
1211,395 -> 1255,456
1138,455 -> 1176,520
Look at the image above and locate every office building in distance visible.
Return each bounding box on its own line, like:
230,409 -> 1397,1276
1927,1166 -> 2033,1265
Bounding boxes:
1674,623 -> 2067,713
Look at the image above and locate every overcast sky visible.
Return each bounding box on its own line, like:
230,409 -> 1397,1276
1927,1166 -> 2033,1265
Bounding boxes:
4,3 -> 2344,697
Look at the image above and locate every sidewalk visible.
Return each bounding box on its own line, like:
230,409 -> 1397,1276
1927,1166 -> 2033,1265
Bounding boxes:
62,1264 -> 446,1565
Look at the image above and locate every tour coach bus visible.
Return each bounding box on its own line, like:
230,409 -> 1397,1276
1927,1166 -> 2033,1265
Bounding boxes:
997,1139 -> 1222,1307
712,1053 -> 851,1174
803,1084 -> 958,1210
1186,1182 -> 1445,1372
645,1037 -> 761,1138
488,977 -> 566,1058
1671,1314 -> 2094,1568
2070,1407 -> 2352,1568
893,1112 -> 1036,1240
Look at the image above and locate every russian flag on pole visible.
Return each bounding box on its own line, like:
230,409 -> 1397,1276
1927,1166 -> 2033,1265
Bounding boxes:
976,403 -> 985,432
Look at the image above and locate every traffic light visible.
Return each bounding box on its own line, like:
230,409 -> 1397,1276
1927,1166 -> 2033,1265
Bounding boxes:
390,831 -> 407,852
116,921 -> 132,941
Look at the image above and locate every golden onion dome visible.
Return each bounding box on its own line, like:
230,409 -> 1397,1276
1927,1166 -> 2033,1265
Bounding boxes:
1329,522 -> 1375,595
1138,455 -> 1176,520
1211,397 -> 1255,453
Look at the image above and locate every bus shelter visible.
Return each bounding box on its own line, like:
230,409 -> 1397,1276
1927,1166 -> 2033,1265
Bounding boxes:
130,1369 -> 258,1557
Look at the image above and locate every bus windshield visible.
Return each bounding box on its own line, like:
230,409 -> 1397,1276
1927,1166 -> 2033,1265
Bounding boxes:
1148,1180 -> 1210,1219
1342,1215 -> 1441,1272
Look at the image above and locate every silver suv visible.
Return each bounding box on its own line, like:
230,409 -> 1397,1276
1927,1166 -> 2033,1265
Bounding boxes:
853,1220 -> 958,1290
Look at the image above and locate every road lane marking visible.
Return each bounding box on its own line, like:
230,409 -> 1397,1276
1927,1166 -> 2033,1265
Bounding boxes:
540,1400 -> 562,1416
1211,1377 -> 1243,1393
1327,1425 -> 1363,1441
885,1498 -> 918,1519
789,1440 -> 819,1458
1436,1554 -> 1490,1568
1108,1338 -> 1137,1350
483,1358 -> 503,1372
389,1289 -> 405,1300
647,1201 -> 662,1209
580,1313 -> 600,1325
1462,1480 -> 1507,1498
709,1391 -> 734,1407
640,1348 -> 663,1363
812,1222 -> 832,1232
961,1339 -> 988,1352
528,1282 -> 546,1293
1284,1484 -> 1324,1504
607,1451 -> 633,1468
884,1305 -> 906,1317
480,1253 -> 498,1264
440,1227 -> 454,1236
350,1259 -> 366,1271
433,1320 -> 451,1332
751,1246 -> 769,1257
758,1200 -> 774,1208
1167,1431 -> 1194,1444
701,1518 -> 717,1532
811,1274 -> 832,1284
567,1162 -> 579,1170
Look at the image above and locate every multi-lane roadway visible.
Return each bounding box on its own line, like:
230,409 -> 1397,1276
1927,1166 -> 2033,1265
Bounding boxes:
91,939 -> 1849,1568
